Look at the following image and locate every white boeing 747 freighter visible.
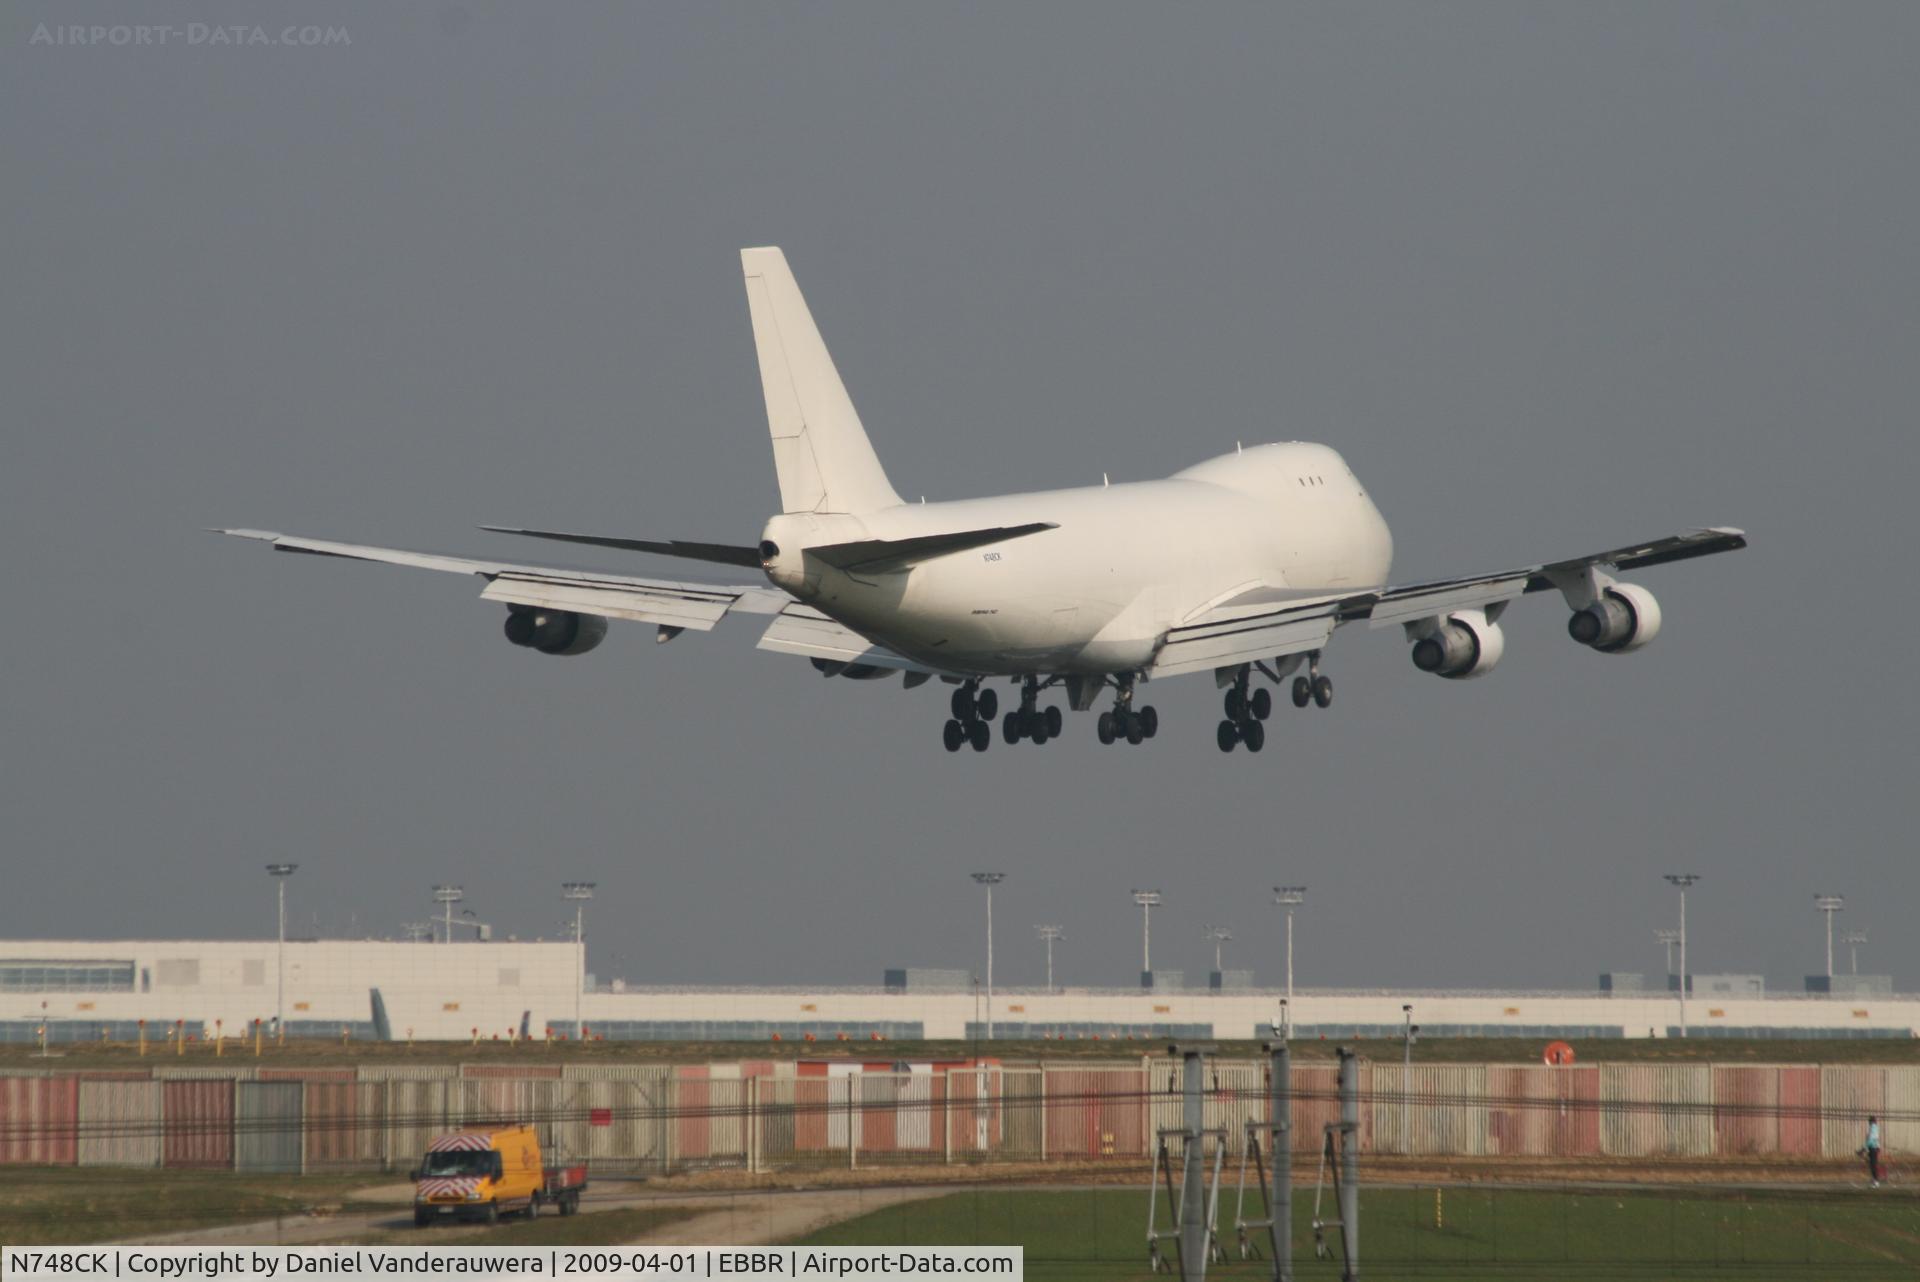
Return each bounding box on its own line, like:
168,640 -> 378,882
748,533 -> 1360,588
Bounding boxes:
219,248 -> 1746,752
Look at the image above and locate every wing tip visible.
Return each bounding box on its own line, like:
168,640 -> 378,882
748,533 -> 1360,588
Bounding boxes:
211,527 -> 281,542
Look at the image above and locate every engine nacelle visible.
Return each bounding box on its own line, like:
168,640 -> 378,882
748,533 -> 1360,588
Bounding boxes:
1410,609 -> 1506,680
1567,583 -> 1661,654
502,607 -> 608,656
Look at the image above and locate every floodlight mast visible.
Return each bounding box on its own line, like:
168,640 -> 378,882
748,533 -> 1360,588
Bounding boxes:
1664,875 -> 1701,1037
1205,926 -> 1233,973
1273,886 -> 1306,1012
1131,890 -> 1162,974
562,882 -> 596,1040
265,864 -> 297,1037
432,885 -> 463,945
1814,895 -> 1845,981
1655,928 -> 1680,980
1036,925 -> 1064,992
971,874 -> 1005,1040
1841,929 -> 1868,976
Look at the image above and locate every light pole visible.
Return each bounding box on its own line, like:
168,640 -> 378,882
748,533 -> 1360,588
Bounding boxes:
972,874 -> 1005,1040
1036,925 -> 1063,992
1401,1003 -> 1419,1155
1842,929 -> 1868,976
1814,895 -> 1845,982
563,882 -> 595,1040
432,885 -> 463,945
1131,890 -> 1162,976
1273,887 -> 1306,1012
1655,928 -> 1680,981
1664,875 -> 1701,1037
1205,926 -> 1234,974
265,864 -> 297,1038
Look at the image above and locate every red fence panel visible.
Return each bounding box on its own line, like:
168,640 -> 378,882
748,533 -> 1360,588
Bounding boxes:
1713,1067 -> 1778,1156
163,1079 -> 234,1169
1778,1067 -> 1821,1156
0,1076 -> 79,1165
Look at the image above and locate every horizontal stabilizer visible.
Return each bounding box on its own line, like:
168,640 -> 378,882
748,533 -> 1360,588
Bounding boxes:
809,522 -> 1057,573
480,525 -> 762,568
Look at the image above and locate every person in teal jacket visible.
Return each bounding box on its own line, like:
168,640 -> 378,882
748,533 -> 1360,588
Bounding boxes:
1863,1116 -> 1883,1187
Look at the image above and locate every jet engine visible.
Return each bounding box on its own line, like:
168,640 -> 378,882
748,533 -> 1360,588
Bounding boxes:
1410,609 -> 1506,680
502,607 -> 609,656
1567,583 -> 1661,653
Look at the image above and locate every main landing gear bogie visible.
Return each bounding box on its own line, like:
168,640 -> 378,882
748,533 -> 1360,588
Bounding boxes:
948,679 -> 1065,751
1096,675 -> 1156,748
1292,674 -> 1333,709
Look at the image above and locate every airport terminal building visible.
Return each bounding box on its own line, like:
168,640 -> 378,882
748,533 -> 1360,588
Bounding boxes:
3,939 -> 1913,1043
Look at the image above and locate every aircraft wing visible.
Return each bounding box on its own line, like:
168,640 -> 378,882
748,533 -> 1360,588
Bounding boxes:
1151,527 -> 1746,677
1355,526 -> 1748,629
213,529 -> 788,632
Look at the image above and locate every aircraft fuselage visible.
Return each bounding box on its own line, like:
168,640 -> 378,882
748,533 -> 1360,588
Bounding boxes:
761,441 -> 1394,676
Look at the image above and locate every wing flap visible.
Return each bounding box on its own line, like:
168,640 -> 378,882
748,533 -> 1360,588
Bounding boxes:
756,603 -> 939,673
1150,601 -> 1341,678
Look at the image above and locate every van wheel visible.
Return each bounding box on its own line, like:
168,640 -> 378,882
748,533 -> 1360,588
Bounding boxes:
561,1193 -> 579,1217
414,1209 -> 432,1228
526,1195 -> 540,1220
483,1202 -> 499,1226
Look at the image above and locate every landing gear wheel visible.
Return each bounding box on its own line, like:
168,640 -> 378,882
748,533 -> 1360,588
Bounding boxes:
1031,720 -> 1050,746
1097,711 -> 1116,744
976,688 -> 999,721
942,719 -> 964,752
1292,676 -> 1312,708
1139,705 -> 1158,738
951,687 -> 972,721
1002,712 -> 1021,744
1225,689 -> 1247,721
1044,705 -> 1063,738
1251,688 -> 1272,720
1124,713 -> 1145,745
968,719 -> 991,752
1312,675 -> 1333,708
1242,719 -> 1266,752
1216,720 -> 1239,752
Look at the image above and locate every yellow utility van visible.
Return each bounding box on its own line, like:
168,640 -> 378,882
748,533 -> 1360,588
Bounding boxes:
412,1124 -> 568,1225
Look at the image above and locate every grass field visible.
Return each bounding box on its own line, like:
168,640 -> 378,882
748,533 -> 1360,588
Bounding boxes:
5,1035 -> 1916,1068
798,1185 -> 1920,1280
0,1169 -> 391,1245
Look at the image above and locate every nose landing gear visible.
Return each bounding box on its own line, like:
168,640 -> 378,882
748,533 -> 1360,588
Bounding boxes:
1289,651 -> 1333,710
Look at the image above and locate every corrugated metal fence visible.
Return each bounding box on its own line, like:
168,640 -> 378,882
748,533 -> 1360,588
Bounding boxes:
0,1059 -> 1910,1172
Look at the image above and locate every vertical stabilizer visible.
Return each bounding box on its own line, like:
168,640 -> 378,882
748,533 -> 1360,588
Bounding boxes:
742,247 -> 902,514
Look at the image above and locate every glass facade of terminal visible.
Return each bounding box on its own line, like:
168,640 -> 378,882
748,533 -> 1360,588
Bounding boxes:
0,959 -> 136,992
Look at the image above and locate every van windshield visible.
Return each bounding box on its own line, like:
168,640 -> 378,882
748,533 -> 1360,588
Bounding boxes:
420,1150 -> 494,1178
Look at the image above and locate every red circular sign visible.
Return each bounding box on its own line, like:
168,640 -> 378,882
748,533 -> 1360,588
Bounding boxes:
1543,1040 -> 1576,1065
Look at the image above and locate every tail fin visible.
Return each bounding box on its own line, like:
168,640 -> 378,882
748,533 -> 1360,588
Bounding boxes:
742,247 -> 902,514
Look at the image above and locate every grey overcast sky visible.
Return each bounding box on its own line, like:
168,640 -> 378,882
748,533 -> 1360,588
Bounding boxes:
3,3 -> 1914,994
